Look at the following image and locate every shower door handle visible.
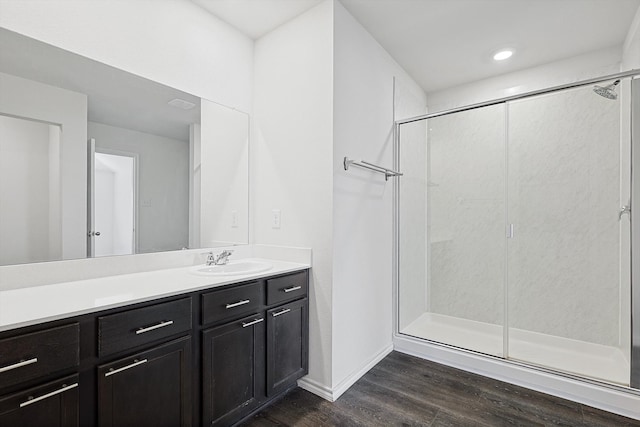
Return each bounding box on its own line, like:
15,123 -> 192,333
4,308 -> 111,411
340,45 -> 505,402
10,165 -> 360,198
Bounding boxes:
618,205 -> 631,220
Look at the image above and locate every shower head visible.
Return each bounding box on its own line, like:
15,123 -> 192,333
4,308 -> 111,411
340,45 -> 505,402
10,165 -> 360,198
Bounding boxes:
593,79 -> 620,100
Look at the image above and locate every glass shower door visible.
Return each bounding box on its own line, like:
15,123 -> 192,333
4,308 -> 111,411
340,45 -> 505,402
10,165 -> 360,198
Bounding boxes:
398,104 -> 506,357
506,84 -> 630,385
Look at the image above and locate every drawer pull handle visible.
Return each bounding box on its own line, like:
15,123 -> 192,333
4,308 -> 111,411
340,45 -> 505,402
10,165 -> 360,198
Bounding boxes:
283,286 -> 302,293
135,320 -> 174,335
272,308 -> 291,317
105,359 -> 148,377
241,318 -> 264,328
226,299 -> 250,309
0,357 -> 38,373
20,382 -> 78,408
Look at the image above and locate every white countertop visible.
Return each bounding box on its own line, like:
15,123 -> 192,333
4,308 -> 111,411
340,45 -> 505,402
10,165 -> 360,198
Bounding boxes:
0,258 -> 309,332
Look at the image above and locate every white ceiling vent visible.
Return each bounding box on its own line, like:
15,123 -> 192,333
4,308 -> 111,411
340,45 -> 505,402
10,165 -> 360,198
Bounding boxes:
168,98 -> 196,110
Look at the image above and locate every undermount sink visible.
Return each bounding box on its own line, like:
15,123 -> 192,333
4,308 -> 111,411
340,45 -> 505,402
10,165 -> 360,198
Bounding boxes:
190,260 -> 273,276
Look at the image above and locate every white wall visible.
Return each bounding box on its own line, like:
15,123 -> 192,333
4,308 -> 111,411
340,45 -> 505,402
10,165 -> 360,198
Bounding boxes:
90,122 -> 190,253
252,0 -> 335,390
0,0 -> 253,113
0,116 -> 54,265
621,5 -> 640,71
331,0 -> 426,393
189,123 -> 202,249
47,125 -> 62,261
0,72 -> 88,260
252,0 -> 426,399
200,100 -> 249,246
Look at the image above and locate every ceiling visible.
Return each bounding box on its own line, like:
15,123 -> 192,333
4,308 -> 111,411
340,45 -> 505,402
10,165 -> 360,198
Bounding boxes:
192,0 -> 640,93
0,28 -> 200,141
192,0 -> 324,39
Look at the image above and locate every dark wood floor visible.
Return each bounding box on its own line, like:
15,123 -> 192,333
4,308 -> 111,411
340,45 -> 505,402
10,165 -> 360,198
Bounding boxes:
242,351 -> 640,427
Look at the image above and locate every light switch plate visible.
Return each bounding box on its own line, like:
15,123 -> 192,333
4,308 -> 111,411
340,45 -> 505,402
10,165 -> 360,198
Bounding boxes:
272,209 -> 281,229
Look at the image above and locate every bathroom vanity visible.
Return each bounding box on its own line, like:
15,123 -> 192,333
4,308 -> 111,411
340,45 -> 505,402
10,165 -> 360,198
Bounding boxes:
0,262 -> 309,427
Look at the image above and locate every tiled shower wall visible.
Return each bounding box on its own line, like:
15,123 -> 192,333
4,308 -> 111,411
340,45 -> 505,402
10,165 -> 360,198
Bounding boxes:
507,87 -> 620,346
427,105 -> 506,326
427,86 -> 622,347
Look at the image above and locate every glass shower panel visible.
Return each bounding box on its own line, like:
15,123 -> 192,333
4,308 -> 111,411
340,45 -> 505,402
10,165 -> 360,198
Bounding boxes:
398,104 -> 506,357
507,85 -> 630,385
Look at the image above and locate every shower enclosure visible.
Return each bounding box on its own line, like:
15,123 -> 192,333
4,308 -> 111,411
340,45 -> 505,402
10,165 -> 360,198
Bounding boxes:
395,71 -> 639,389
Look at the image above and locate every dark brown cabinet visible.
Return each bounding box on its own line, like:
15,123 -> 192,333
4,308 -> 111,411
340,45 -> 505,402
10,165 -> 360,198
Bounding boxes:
201,270 -> 309,426
0,323 -> 80,427
202,282 -> 263,325
266,298 -> 308,397
266,271 -> 308,306
0,323 -> 79,389
98,297 -> 192,357
0,268 -> 309,427
0,374 -> 79,427
202,313 -> 265,426
97,336 -> 192,427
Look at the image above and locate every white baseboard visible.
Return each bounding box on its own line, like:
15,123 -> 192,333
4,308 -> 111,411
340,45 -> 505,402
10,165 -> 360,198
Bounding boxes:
297,377 -> 335,401
394,334 -> 640,421
298,343 -> 394,402
331,344 -> 394,400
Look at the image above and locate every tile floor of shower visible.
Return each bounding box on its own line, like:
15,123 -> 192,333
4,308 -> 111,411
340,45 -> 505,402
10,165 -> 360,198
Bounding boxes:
401,312 -> 629,386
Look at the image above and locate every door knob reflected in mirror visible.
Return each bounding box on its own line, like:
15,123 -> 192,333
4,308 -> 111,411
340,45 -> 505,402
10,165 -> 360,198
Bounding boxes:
87,231 -> 101,236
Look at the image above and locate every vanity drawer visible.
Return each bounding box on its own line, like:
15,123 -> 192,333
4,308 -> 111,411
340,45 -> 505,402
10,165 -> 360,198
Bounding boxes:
266,271 -> 308,306
98,297 -> 192,357
0,323 -> 79,389
202,282 -> 263,325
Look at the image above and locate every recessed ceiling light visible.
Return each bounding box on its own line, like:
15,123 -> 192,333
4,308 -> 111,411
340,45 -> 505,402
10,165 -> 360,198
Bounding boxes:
493,50 -> 513,61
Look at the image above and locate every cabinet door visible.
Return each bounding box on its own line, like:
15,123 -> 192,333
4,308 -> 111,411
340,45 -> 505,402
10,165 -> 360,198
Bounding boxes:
202,313 -> 265,427
0,374 -> 79,427
266,299 -> 308,396
97,336 -> 191,427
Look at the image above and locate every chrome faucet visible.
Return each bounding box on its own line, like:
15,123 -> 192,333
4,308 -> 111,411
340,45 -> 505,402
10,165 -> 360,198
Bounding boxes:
206,250 -> 234,266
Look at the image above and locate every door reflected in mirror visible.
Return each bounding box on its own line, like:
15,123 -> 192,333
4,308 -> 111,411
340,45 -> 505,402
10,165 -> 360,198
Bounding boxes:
91,151 -> 136,258
0,28 -> 249,266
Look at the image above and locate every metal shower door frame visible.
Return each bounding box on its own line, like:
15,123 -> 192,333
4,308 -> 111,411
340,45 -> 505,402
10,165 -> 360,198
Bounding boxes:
632,76 -> 640,389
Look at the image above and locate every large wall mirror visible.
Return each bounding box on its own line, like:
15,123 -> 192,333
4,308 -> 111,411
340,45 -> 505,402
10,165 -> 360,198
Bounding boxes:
0,28 -> 249,266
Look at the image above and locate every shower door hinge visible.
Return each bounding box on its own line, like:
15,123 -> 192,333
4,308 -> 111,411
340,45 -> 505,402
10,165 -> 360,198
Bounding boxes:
507,224 -> 514,239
